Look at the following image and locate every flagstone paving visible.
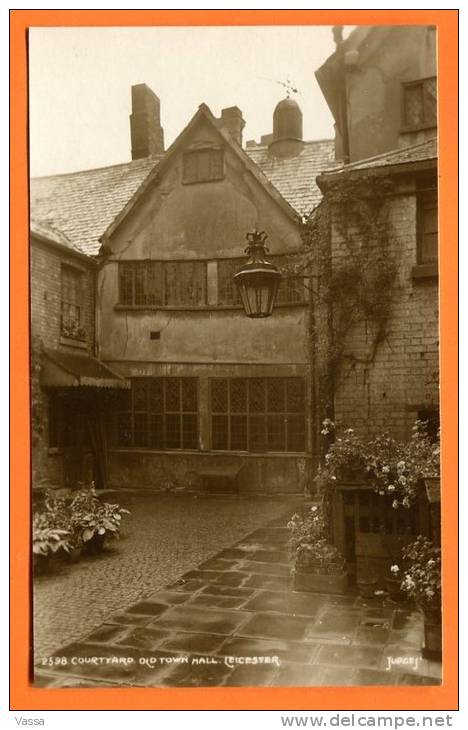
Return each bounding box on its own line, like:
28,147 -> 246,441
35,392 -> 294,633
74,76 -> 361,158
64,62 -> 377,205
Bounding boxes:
34,513 -> 442,688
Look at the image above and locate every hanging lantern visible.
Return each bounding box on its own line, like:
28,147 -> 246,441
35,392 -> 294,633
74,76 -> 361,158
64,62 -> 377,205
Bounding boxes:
233,230 -> 282,318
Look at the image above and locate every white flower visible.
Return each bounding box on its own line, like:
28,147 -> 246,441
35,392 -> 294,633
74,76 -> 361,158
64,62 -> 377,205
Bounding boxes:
331,476 -> 337,481
402,497 -> 410,508
392,500 -> 399,509
398,475 -> 407,485
382,465 -> 390,474
391,565 -> 400,574
311,506 -> 318,511
388,485 -> 395,492
397,461 -> 406,471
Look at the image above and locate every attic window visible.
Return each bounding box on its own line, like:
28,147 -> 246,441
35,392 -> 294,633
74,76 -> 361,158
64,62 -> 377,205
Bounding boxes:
182,148 -> 224,184
402,77 -> 437,131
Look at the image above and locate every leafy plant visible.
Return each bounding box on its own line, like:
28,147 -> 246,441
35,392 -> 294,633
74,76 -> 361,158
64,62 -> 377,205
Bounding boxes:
32,512 -> 70,556
320,419 -> 440,508
69,485 -> 130,544
287,505 -> 345,575
396,536 -> 441,612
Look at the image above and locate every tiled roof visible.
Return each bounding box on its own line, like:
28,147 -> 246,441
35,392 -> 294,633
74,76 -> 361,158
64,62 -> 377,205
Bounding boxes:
246,139 -> 337,218
30,155 -> 160,257
30,219 -> 77,251
31,135 -> 336,256
321,138 -> 438,178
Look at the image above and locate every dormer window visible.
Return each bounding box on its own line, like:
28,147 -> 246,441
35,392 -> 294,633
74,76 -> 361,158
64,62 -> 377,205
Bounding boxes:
182,147 -> 224,184
402,77 -> 437,131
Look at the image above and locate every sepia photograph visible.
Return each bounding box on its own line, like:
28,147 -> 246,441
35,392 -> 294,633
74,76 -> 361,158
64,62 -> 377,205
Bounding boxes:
27,21 -> 444,691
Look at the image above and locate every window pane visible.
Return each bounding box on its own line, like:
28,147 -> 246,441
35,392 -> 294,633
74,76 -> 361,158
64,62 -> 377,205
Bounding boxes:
230,379 -> 247,413
218,259 -> 242,305
231,415 -> 247,451
149,379 -> 163,412
165,262 -> 207,306
119,264 -> 134,305
212,415 -> 229,450
133,380 -> 147,410
165,378 -> 180,411
182,378 -> 198,412
249,379 -> 266,413
287,415 -> 306,452
404,84 -> 424,127
211,379 -> 228,413
182,414 -> 198,449
146,262 -> 163,305
249,415 -> 266,452
117,413 -> 132,447
133,413 -> 148,447
267,414 -> 285,451
423,77 -> 437,126
267,378 -> 285,413
150,414 -> 164,449
286,378 -> 305,413
166,414 -> 181,449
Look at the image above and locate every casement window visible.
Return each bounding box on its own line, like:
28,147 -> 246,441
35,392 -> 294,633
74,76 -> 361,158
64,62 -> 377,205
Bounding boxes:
417,189 -> 438,264
217,256 -> 305,306
402,77 -> 437,131
118,261 -> 207,307
116,378 -> 198,450
211,377 -> 306,453
61,265 -> 85,339
182,148 -> 224,184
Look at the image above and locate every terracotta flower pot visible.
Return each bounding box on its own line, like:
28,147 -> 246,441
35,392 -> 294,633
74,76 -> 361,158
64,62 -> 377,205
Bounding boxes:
66,546 -> 82,563
33,553 -> 51,576
357,577 -> 379,599
83,532 -> 106,556
385,576 -> 404,602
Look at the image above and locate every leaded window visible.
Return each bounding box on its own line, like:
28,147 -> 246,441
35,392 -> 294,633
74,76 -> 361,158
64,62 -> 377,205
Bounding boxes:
402,77 -> 437,130
116,378 -> 198,450
118,261 -> 207,307
211,377 -> 306,453
217,256 -> 305,306
61,265 -> 85,339
417,189 -> 438,264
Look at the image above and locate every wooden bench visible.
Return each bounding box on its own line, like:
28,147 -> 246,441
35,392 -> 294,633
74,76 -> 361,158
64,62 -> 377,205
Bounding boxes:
195,464 -> 242,494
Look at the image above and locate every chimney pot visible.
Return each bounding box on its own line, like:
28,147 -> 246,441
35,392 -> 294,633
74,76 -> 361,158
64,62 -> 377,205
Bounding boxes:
219,106 -> 245,146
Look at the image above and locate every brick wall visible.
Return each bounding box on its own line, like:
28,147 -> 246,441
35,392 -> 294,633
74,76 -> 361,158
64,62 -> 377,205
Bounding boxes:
325,178 -> 439,441
30,238 -> 96,486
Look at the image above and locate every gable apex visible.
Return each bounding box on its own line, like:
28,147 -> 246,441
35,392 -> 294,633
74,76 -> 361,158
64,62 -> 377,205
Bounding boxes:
100,103 -> 301,245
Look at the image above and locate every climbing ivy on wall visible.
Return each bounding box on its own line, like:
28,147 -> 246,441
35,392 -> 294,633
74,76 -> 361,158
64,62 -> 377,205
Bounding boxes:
300,173 -> 398,422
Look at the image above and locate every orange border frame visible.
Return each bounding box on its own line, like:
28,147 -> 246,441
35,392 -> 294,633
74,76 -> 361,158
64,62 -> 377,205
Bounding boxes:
10,9 -> 458,711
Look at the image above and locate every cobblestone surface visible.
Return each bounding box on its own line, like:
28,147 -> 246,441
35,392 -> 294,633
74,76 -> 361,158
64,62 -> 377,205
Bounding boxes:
34,493 -> 291,660
35,509 -> 442,688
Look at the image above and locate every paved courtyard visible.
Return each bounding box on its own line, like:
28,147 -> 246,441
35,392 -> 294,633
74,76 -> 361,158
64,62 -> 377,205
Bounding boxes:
33,492 -> 291,659
34,507 -> 441,688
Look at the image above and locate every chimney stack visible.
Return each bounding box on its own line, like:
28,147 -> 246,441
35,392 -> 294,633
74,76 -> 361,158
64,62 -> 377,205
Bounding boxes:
219,106 -> 245,146
130,84 -> 165,160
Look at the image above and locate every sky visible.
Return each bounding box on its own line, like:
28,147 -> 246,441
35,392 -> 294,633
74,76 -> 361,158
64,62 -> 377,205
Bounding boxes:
28,25 -> 352,178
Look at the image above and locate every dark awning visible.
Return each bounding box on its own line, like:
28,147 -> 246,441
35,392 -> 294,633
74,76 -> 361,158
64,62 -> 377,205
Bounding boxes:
41,348 -> 129,389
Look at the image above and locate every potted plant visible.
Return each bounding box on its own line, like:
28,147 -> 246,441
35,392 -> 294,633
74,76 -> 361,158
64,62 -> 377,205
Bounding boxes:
32,513 -> 70,574
69,485 -> 130,555
288,505 -> 348,594
398,536 -> 442,659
